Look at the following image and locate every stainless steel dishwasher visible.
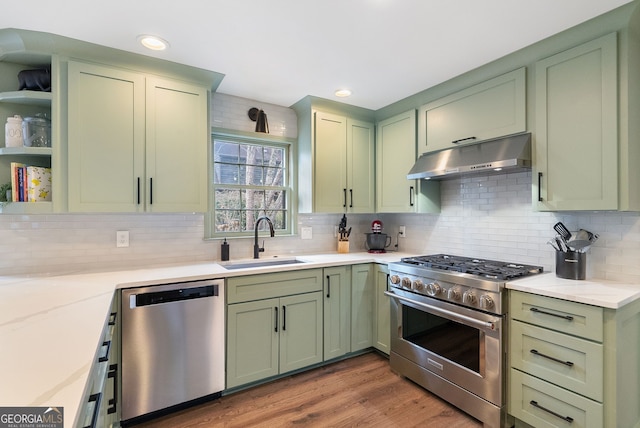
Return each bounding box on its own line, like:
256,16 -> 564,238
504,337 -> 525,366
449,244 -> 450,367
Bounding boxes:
120,279 -> 224,423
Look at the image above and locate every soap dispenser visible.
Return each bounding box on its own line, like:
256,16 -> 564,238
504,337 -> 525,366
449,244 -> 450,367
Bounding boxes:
221,238 -> 230,261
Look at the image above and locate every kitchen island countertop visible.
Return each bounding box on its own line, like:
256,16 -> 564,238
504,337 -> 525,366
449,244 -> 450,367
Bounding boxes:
0,252 -> 410,428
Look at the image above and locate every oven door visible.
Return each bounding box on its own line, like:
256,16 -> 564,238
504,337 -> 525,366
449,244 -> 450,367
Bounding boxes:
385,287 -> 503,406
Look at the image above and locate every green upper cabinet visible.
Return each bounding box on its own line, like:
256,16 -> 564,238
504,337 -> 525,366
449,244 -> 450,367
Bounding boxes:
534,33 -> 618,211
418,68 -> 526,153
68,60 -> 209,212
376,110 -> 440,213
313,111 -> 374,213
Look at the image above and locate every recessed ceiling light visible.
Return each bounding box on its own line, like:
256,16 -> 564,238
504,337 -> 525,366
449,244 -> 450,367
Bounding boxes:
335,89 -> 352,98
138,34 -> 170,51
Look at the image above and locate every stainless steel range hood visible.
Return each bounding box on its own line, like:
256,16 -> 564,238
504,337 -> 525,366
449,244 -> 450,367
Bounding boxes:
407,132 -> 532,180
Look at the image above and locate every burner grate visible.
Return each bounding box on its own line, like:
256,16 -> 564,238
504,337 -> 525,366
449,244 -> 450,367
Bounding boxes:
400,254 -> 542,281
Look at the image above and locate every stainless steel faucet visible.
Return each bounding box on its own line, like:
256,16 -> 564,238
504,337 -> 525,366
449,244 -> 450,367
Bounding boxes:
254,216 -> 275,259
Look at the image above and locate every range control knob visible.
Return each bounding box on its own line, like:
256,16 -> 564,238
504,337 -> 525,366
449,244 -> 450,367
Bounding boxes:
401,277 -> 412,289
389,275 -> 401,285
463,290 -> 477,305
480,295 -> 495,310
426,282 -> 442,296
413,279 -> 425,291
447,287 -> 462,301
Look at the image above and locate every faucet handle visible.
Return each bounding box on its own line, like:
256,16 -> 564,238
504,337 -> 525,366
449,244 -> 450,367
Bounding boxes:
259,240 -> 265,253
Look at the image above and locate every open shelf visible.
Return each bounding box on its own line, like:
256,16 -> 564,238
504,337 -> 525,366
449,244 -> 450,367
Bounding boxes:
0,90 -> 52,106
0,146 -> 52,156
0,201 -> 52,214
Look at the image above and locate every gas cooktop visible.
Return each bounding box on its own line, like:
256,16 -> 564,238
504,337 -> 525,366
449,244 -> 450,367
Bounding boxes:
399,254 -> 543,281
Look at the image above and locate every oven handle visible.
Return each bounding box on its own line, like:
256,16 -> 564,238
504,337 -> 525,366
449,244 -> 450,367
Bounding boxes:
384,291 -> 497,331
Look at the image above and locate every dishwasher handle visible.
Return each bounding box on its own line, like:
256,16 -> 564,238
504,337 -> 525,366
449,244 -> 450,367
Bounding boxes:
132,283 -> 218,308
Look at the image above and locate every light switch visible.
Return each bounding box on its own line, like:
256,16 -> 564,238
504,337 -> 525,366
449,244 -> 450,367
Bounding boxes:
117,230 -> 130,247
301,227 -> 312,240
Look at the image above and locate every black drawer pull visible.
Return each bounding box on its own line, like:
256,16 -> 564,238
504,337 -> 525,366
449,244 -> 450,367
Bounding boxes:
108,311 -> 117,326
452,136 -> 476,144
326,275 -> 331,299
107,363 -> 118,414
98,340 -> 111,363
530,400 -> 574,423
274,307 -> 278,333
530,349 -> 574,367
530,307 -> 574,321
538,172 -> 543,202
83,393 -> 101,428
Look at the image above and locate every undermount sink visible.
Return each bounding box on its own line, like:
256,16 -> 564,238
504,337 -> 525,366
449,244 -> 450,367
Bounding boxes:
221,258 -> 307,270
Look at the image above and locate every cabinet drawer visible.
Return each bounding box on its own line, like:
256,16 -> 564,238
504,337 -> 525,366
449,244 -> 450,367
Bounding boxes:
510,369 -> 603,428
227,269 -> 323,303
510,291 -> 603,341
510,320 -> 603,401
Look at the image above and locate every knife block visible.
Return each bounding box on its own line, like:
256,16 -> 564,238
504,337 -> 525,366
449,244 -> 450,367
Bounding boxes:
337,240 -> 349,254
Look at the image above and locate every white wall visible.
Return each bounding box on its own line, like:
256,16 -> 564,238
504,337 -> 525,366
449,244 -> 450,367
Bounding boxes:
1,94 -> 640,283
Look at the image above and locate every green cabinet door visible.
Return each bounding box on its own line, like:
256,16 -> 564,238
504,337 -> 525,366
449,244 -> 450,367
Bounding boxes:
280,292 -> 323,373
418,68 -> 526,152
323,266 -> 351,360
377,110 -> 439,213
314,111 -> 347,213
346,119 -> 375,213
68,61 -> 145,212
351,264 -> 374,352
145,77 -> 208,212
535,33 -> 618,211
374,264 -> 390,355
226,298 -> 280,389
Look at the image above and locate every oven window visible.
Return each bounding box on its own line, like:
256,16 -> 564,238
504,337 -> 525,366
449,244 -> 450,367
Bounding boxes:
403,305 -> 480,373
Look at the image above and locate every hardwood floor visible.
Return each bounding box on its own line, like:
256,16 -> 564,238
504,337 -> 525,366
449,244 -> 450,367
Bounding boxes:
133,352 -> 483,428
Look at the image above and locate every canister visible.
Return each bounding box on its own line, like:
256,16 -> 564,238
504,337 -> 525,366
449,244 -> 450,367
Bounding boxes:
555,250 -> 586,280
22,116 -> 51,147
5,115 -> 23,147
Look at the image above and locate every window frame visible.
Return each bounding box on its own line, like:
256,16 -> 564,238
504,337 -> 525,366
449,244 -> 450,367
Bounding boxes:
207,130 -> 296,239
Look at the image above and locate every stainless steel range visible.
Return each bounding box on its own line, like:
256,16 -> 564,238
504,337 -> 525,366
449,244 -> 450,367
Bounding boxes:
386,254 -> 543,428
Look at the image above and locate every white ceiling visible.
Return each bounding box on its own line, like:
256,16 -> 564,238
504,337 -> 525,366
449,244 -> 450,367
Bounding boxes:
2,0 -> 633,110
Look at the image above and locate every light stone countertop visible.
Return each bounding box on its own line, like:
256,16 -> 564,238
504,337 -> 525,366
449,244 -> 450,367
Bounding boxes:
0,252 -> 409,428
506,272 -> 640,309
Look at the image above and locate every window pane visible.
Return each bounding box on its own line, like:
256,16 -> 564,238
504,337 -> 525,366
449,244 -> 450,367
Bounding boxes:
214,163 -> 239,185
242,144 -> 263,166
263,146 -> 284,167
265,210 -> 286,230
215,210 -> 241,233
214,141 -> 238,163
265,190 -> 285,210
215,188 -> 241,209
264,167 -> 283,186
242,164 -> 264,185
244,189 -> 265,211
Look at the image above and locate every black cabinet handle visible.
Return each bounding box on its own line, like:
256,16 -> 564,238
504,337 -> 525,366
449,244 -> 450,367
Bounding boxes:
452,136 -> 476,144
98,340 -> 111,363
409,186 -> 414,207
343,188 -> 347,208
136,177 -> 141,205
149,177 -> 153,205
83,393 -> 101,428
274,307 -> 278,332
530,400 -> 574,423
530,349 -> 574,367
386,273 -> 390,292
282,305 -> 286,331
530,307 -> 574,321
538,172 -> 543,202
108,312 -> 117,326
107,363 -> 118,414
326,275 -> 331,298
349,189 -> 353,208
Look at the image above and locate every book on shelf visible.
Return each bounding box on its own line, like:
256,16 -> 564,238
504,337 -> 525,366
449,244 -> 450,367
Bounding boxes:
9,162 -> 52,202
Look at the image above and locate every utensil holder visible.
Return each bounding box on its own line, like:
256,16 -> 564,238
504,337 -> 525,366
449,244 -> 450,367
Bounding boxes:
337,240 -> 349,254
555,250 -> 586,280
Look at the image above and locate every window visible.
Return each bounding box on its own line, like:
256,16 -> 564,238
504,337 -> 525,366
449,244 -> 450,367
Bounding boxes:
212,136 -> 290,236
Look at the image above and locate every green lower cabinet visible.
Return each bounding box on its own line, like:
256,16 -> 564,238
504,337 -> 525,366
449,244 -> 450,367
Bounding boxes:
351,264 -> 374,352
227,292 -> 323,389
323,266 -> 351,360
374,264 -> 390,355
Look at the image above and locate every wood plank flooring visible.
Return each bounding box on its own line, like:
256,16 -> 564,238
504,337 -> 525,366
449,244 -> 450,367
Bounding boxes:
133,352 -> 483,428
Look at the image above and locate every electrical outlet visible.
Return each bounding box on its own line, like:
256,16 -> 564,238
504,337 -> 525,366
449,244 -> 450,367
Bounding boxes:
399,226 -> 406,238
301,227 -> 313,240
116,230 -> 129,248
